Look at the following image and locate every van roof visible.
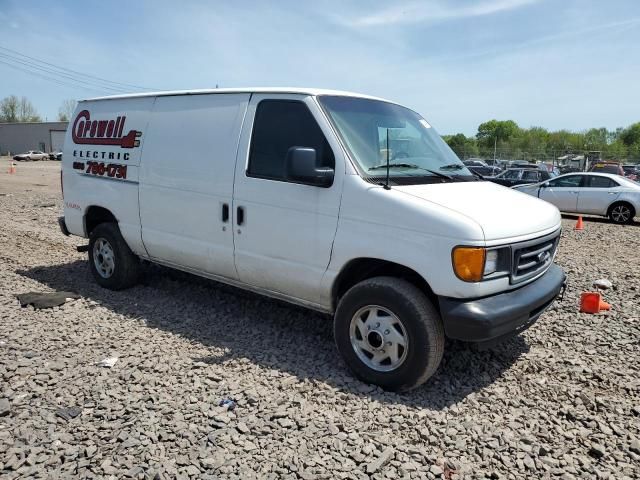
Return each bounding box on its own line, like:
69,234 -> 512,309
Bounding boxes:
83,87 -> 392,103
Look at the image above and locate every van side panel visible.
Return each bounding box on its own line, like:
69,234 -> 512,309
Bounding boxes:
62,97 -> 156,256
138,93 -> 250,279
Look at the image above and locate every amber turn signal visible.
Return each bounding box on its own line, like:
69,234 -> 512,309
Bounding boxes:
452,247 -> 486,282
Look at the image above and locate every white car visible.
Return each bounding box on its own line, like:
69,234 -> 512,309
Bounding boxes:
59,87 -> 565,391
13,150 -> 49,161
513,172 -> 639,224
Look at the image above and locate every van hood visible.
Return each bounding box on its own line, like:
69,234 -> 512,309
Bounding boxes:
394,181 -> 561,242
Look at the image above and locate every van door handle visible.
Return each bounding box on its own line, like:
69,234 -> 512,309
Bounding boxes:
221,203 -> 229,222
237,206 -> 245,225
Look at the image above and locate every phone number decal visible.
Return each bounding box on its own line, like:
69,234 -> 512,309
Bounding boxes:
85,161 -> 128,179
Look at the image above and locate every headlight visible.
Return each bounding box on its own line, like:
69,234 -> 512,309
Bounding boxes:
452,246 -> 510,282
484,249 -> 499,275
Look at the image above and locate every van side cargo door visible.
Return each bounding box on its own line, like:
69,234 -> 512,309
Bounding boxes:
139,93 -> 250,279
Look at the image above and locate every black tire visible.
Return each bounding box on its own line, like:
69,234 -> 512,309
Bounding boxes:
608,202 -> 635,224
88,223 -> 140,290
334,276 -> 445,392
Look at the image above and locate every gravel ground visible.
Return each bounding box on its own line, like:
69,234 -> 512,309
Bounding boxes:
1,159 -> 639,479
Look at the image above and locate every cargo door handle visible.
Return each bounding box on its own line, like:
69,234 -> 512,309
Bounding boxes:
237,206 -> 245,225
221,203 -> 229,222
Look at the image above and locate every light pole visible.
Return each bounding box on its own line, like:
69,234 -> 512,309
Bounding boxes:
493,135 -> 497,162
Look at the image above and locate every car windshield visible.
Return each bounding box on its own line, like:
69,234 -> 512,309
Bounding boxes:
318,96 -> 474,184
593,165 -> 620,174
498,169 -> 521,179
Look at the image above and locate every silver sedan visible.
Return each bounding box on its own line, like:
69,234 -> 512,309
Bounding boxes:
513,172 -> 640,224
12,150 -> 50,161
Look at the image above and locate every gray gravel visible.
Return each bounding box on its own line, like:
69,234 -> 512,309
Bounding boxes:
1,161 -> 639,479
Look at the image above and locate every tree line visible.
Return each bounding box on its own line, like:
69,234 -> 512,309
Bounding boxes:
0,95 -> 76,123
443,119 -> 640,163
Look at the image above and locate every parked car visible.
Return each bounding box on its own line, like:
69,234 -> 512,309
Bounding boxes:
49,151 -> 63,161
487,167 -> 554,187
507,160 -> 537,169
462,160 -> 500,177
59,87 -> 565,391
589,162 -> 624,176
13,150 -> 49,161
513,172 -> 639,224
622,164 -> 638,181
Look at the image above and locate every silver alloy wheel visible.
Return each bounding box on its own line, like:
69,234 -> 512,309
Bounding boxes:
349,305 -> 408,372
611,205 -> 631,223
93,238 -> 115,278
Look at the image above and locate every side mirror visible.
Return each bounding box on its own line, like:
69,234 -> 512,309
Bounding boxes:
285,147 -> 334,188
541,181 -> 550,188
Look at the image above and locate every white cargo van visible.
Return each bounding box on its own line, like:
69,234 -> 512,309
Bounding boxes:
60,88 -> 565,391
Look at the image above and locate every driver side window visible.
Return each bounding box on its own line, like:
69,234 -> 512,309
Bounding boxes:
248,100 -> 335,181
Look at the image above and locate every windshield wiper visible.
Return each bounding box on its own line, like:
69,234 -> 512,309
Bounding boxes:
369,163 -> 421,170
439,162 -> 484,180
439,163 -> 465,170
369,163 -> 454,180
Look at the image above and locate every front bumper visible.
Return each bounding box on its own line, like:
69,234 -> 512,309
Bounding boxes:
439,264 -> 566,344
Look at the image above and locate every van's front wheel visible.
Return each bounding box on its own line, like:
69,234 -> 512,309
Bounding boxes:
334,277 -> 444,391
88,223 -> 140,290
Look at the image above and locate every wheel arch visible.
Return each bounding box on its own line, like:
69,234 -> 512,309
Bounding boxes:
84,205 -> 118,237
607,200 -> 636,219
331,257 -> 437,312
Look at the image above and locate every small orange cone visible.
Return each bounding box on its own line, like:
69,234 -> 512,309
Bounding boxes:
574,216 -> 584,230
7,162 -> 16,174
580,292 -> 611,314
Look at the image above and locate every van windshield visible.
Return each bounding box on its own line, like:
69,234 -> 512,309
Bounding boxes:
318,95 -> 474,184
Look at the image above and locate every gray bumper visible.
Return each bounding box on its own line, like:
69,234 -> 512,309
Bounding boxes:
439,264 -> 566,344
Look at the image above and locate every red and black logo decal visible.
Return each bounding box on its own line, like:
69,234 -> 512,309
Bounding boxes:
72,110 -> 141,148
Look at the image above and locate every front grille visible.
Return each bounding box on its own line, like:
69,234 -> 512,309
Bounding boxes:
511,232 -> 559,284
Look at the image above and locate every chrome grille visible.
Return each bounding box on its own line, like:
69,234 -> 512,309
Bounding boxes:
511,232 -> 560,284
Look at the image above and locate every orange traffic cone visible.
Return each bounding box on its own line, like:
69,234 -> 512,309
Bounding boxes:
579,292 -> 611,314
7,162 -> 16,174
574,216 -> 584,230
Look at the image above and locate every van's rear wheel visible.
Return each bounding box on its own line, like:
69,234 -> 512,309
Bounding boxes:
88,223 -> 140,290
334,276 -> 444,391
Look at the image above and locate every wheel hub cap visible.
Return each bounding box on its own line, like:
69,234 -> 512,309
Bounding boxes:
612,206 -> 630,222
349,305 -> 408,372
93,238 -> 115,278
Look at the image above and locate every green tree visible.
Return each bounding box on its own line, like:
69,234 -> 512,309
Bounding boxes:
583,128 -> 608,151
620,122 -> 640,146
476,120 -> 519,147
443,133 -> 478,158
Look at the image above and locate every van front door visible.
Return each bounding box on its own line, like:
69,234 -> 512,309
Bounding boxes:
232,94 -> 344,306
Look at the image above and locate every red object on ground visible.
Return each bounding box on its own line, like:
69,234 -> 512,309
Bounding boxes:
575,216 -> 584,230
580,291 -> 611,313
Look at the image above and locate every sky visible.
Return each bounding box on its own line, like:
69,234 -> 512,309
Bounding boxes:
0,0 -> 638,135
